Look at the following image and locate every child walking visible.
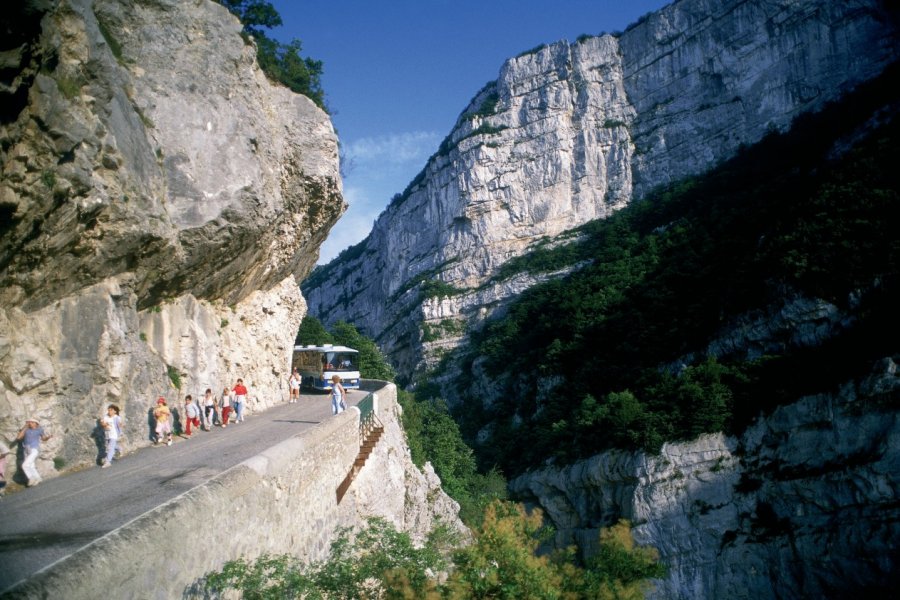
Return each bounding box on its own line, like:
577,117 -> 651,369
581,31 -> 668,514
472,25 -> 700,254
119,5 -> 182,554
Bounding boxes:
100,404 -> 123,468
183,395 -> 201,436
289,369 -> 301,403
202,389 -> 216,430
16,417 -> 52,486
220,387 -> 233,428
154,397 -> 173,446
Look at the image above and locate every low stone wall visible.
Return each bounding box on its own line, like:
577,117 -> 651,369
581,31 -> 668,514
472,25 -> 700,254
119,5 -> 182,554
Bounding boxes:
1,386 -> 381,599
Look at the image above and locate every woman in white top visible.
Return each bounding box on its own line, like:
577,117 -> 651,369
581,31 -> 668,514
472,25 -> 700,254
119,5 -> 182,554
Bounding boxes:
289,369 -> 302,403
100,404 -> 123,468
330,375 -> 346,415
202,388 -> 216,430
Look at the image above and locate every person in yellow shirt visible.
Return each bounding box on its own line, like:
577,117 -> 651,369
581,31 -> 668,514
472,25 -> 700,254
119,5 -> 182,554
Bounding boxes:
153,397 -> 173,446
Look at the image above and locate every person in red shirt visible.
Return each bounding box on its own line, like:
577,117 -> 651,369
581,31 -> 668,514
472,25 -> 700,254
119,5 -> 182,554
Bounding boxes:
232,378 -> 248,423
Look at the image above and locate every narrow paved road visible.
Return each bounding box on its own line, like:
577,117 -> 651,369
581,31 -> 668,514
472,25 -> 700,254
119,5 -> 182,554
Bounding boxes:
0,390 -> 366,592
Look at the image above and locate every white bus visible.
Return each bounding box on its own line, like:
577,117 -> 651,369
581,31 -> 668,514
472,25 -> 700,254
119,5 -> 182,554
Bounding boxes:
292,344 -> 361,391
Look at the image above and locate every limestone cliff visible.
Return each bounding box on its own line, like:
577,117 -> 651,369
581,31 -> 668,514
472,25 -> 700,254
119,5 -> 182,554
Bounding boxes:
0,0 -> 344,476
509,357 -> 900,598
303,0 -> 900,379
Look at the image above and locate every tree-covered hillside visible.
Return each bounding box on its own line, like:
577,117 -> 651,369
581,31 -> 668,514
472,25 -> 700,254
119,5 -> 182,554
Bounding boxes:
430,63 -> 900,477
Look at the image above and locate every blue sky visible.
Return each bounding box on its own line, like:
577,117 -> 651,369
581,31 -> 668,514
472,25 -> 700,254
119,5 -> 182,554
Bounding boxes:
269,1 -> 670,263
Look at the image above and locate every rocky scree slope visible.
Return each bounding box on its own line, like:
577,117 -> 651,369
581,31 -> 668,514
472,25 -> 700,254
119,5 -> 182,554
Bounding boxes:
303,0 -> 900,380
0,0 -> 343,477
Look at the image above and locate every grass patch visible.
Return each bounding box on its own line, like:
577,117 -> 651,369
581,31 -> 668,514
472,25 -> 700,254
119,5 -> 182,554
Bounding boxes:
55,74 -> 83,99
96,18 -> 124,63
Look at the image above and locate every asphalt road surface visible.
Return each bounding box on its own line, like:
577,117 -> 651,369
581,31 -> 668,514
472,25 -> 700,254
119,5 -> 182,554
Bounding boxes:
0,389 -> 366,592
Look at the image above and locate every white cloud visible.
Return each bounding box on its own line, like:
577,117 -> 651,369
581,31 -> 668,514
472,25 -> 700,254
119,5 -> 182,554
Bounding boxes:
345,131 -> 442,166
315,130 -> 443,264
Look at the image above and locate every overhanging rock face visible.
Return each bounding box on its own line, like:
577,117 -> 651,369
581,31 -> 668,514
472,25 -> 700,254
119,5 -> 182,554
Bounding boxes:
303,0 -> 900,381
0,0 -> 344,472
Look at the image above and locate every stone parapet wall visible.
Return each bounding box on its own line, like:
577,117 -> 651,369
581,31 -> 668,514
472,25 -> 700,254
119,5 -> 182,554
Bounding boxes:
2,380 -> 465,600
4,403 -> 362,599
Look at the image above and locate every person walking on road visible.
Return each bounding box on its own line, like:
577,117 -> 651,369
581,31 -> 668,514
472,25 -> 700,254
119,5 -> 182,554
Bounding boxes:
202,388 -> 216,430
330,375 -> 346,415
154,397 -> 173,446
100,404 -> 123,468
232,378 -> 248,423
16,417 -> 51,487
220,387 -> 233,428
0,440 -> 11,496
183,395 -> 201,437
289,369 -> 301,403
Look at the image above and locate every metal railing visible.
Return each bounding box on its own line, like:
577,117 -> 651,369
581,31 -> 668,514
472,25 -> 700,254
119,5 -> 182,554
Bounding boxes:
356,392 -> 383,442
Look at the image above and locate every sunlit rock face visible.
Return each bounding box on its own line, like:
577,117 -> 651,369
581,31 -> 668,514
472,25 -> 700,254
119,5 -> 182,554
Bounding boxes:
0,0 -> 344,473
303,0 -> 899,381
510,357 -> 900,599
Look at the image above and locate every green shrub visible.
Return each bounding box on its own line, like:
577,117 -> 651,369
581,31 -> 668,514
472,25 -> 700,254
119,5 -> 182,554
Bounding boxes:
517,43 -> 548,58
167,365 -> 181,390
217,1 -> 326,110
203,507 -> 662,599
40,170 -> 56,189
96,17 -> 123,62
423,319 -> 465,342
55,74 -> 83,99
203,517 -> 451,599
421,278 -> 464,300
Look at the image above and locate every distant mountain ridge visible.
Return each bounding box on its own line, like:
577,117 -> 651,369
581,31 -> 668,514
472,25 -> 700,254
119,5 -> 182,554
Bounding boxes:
303,0 -> 899,380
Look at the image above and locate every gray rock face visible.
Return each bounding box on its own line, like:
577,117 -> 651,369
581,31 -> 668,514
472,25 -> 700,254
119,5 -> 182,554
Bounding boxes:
0,0 -> 344,476
510,357 -> 900,599
304,0 -> 900,380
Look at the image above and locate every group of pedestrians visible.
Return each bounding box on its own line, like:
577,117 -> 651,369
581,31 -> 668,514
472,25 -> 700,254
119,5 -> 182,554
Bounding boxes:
149,379 -> 250,450
3,372 -> 350,488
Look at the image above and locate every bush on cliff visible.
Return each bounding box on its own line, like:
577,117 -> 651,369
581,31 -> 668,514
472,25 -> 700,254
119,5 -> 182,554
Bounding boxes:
217,0 -> 326,109
398,390 -> 508,526
203,503 -> 663,599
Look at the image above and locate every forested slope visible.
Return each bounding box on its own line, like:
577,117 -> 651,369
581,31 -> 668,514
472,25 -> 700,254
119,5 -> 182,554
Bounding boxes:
433,63 -> 900,477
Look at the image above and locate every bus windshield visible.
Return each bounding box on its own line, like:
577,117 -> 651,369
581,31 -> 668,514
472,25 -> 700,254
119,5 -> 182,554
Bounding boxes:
322,351 -> 357,371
